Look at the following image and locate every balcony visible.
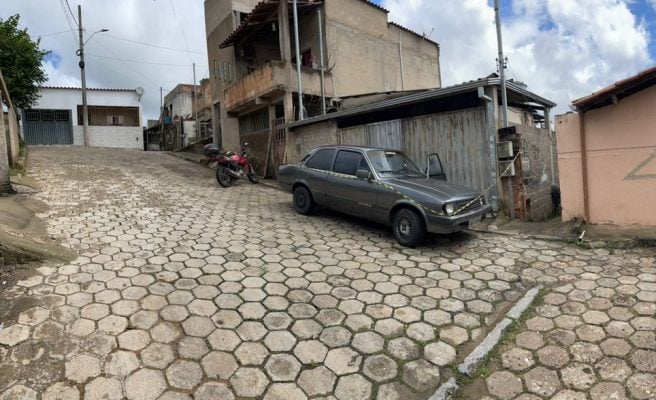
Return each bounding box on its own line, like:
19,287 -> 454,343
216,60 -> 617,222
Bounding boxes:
224,60 -> 333,114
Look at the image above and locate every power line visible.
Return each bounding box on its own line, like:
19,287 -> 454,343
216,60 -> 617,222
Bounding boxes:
101,33 -> 205,54
64,0 -> 79,27
168,0 -> 194,63
86,53 -> 192,67
58,0 -> 79,47
89,36 -> 162,89
30,29 -> 75,38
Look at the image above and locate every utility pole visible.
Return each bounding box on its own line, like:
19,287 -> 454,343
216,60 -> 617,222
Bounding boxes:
77,5 -> 89,146
292,0 -> 304,120
193,63 -> 198,137
317,7 -> 326,115
494,0 -> 509,128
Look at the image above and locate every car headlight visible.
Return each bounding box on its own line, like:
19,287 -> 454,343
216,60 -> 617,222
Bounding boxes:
444,203 -> 455,216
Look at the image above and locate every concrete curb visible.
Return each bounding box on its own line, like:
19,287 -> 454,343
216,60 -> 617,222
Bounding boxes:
430,285 -> 543,400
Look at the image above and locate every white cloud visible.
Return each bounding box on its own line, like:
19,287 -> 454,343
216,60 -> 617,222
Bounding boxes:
383,0 -> 653,114
3,0 -> 209,121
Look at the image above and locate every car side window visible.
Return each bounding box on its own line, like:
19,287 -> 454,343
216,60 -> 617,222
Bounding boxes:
333,150 -> 365,176
305,149 -> 335,171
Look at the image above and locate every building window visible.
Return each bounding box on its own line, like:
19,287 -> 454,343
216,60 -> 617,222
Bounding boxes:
77,105 -> 139,127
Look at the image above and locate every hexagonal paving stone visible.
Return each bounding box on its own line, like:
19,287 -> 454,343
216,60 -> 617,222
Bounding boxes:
194,383 -> 234,400
84,377 -> 123,400
334,374 -> 372,400
424,341 -> 456,367
536,345 -> 569,368
166,360 -> 203,390
298,366 -> 337,396
65,353 -> 101,383
125,369 -> 167,400
363,354 -> 397,382
402,359 -> 440,392
229,367 -> 269,398
627,373 -> 656,400
264,330 -> 297,351
235,342 -> 269,365
325,347 -> 363,375
352,331 -> 384,354
524,366 -> 562,397
202,351 -> 238,380
141,342 -> 175,369
42,382 -> 80,400
294,340 -> 328,364
118,329 -> 151,351
104,350 -> 139,377
0,324 -> 30,346
486,371 -> 523,400
98,315 -> 128,335
18,307 -> 50,326
265,353 -> 302,381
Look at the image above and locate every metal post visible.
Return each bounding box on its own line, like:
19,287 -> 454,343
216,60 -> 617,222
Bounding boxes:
494,0 -> 508,128
193,62 -> 198,138
317,7 -> 326,115
292,0 -> 304,120
78,5 -> 89,146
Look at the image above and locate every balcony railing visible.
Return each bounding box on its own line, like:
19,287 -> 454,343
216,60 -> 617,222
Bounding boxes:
224,60 -> 333,114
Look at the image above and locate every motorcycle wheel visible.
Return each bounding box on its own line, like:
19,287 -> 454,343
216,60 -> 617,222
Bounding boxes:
216,166 -> 235,187
247,172 -> 259,184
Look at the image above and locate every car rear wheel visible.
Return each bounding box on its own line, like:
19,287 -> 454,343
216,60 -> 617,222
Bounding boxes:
293,186 -> 314,215
392,208 -> 425,247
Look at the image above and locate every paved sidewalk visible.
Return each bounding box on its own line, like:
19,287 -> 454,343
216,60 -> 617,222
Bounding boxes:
0,147 -> 653,400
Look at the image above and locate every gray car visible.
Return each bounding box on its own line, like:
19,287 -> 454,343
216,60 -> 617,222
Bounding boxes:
278,145 -> 492,247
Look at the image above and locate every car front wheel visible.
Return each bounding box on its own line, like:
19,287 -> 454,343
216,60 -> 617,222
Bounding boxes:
293,186 -> 314,215
392,208 -> 426,247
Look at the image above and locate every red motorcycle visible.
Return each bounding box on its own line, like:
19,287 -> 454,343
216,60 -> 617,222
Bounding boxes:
203,143 -> 259,187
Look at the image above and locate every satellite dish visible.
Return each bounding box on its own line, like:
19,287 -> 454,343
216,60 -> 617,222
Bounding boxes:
135,87 -> 145,96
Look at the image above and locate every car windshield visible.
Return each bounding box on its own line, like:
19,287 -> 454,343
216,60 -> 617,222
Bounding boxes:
367,150 -> 425,177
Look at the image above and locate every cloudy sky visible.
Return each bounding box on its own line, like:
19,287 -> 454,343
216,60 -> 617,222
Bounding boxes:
2,0 -> 655,121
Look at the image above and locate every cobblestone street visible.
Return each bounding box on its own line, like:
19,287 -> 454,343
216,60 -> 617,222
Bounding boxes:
0,147 -> 654,400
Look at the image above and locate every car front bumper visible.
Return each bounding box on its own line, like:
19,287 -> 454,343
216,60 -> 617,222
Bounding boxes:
425,204 -> 492,234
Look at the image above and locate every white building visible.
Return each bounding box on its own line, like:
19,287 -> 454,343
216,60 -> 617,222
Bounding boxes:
23,86 -> 144,150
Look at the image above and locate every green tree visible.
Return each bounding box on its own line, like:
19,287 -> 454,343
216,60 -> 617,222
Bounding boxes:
0,14 -> 49,110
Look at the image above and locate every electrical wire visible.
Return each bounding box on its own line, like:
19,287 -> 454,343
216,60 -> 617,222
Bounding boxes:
64,0 -> 79,27
168,0 -> 194,63
30,29 -> 75,38
86,53 -> 192,68
89,36 -> 162,89
58,0 -> 79,47
100,34 -> 205,54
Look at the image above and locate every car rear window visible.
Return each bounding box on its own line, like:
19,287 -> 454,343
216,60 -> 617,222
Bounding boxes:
305,148 -> 335,171
333,150 -> 366,176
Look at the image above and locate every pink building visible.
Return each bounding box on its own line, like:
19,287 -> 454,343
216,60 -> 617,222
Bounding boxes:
556,66 -> 656,226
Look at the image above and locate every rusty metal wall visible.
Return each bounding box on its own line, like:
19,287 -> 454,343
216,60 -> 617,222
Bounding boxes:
336,107 -> 492,198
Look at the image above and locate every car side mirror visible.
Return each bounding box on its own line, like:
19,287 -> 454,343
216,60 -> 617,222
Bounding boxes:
356,169 -> 372,180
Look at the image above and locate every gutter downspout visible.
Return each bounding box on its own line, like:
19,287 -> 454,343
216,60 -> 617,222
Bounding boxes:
292,0 -> 304,120
317,7 -> 326,115
578,111 -> 590,222
398,30 -> 405,90
479,86 -> 499,212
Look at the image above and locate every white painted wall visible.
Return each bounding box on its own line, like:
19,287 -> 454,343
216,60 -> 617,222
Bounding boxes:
165,90 -> 193,119
31,87 -> 144,150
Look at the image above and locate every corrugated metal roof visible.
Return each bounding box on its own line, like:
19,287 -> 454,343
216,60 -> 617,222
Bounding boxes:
40,86 -> 139,93
288,77 -> 556,129
572,65 -> 656,111
358,0 -> 389,13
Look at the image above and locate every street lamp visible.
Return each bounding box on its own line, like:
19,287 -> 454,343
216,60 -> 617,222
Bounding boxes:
76,3 -> 108,146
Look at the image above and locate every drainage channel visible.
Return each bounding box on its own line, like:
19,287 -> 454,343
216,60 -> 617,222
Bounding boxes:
429,285 -> 543,400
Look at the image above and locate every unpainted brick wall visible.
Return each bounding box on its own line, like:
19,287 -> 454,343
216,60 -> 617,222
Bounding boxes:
518,125 -> 559,221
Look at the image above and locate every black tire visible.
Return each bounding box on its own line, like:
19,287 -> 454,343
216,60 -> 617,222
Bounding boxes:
392,208 -> 426,247
248,172 -> 259,184
293,186 -> 314,215
216,166 -> 235,187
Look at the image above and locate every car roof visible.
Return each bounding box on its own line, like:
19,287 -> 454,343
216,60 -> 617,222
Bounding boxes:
313,145 -> 400,152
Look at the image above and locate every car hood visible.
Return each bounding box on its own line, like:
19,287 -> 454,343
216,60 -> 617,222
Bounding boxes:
385,177 -> 480,202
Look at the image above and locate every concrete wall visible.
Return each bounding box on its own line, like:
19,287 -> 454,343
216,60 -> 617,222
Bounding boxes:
165,89 -> 194,119
73,126 -> 142,149
32,87 -> 144,150
288,120 -> 338,163
324,0 -> 440,97
556,84 -> 656,226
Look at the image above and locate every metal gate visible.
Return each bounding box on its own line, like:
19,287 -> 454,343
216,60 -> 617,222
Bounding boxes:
272,117 -> 286,177
22,109 -> 73,145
